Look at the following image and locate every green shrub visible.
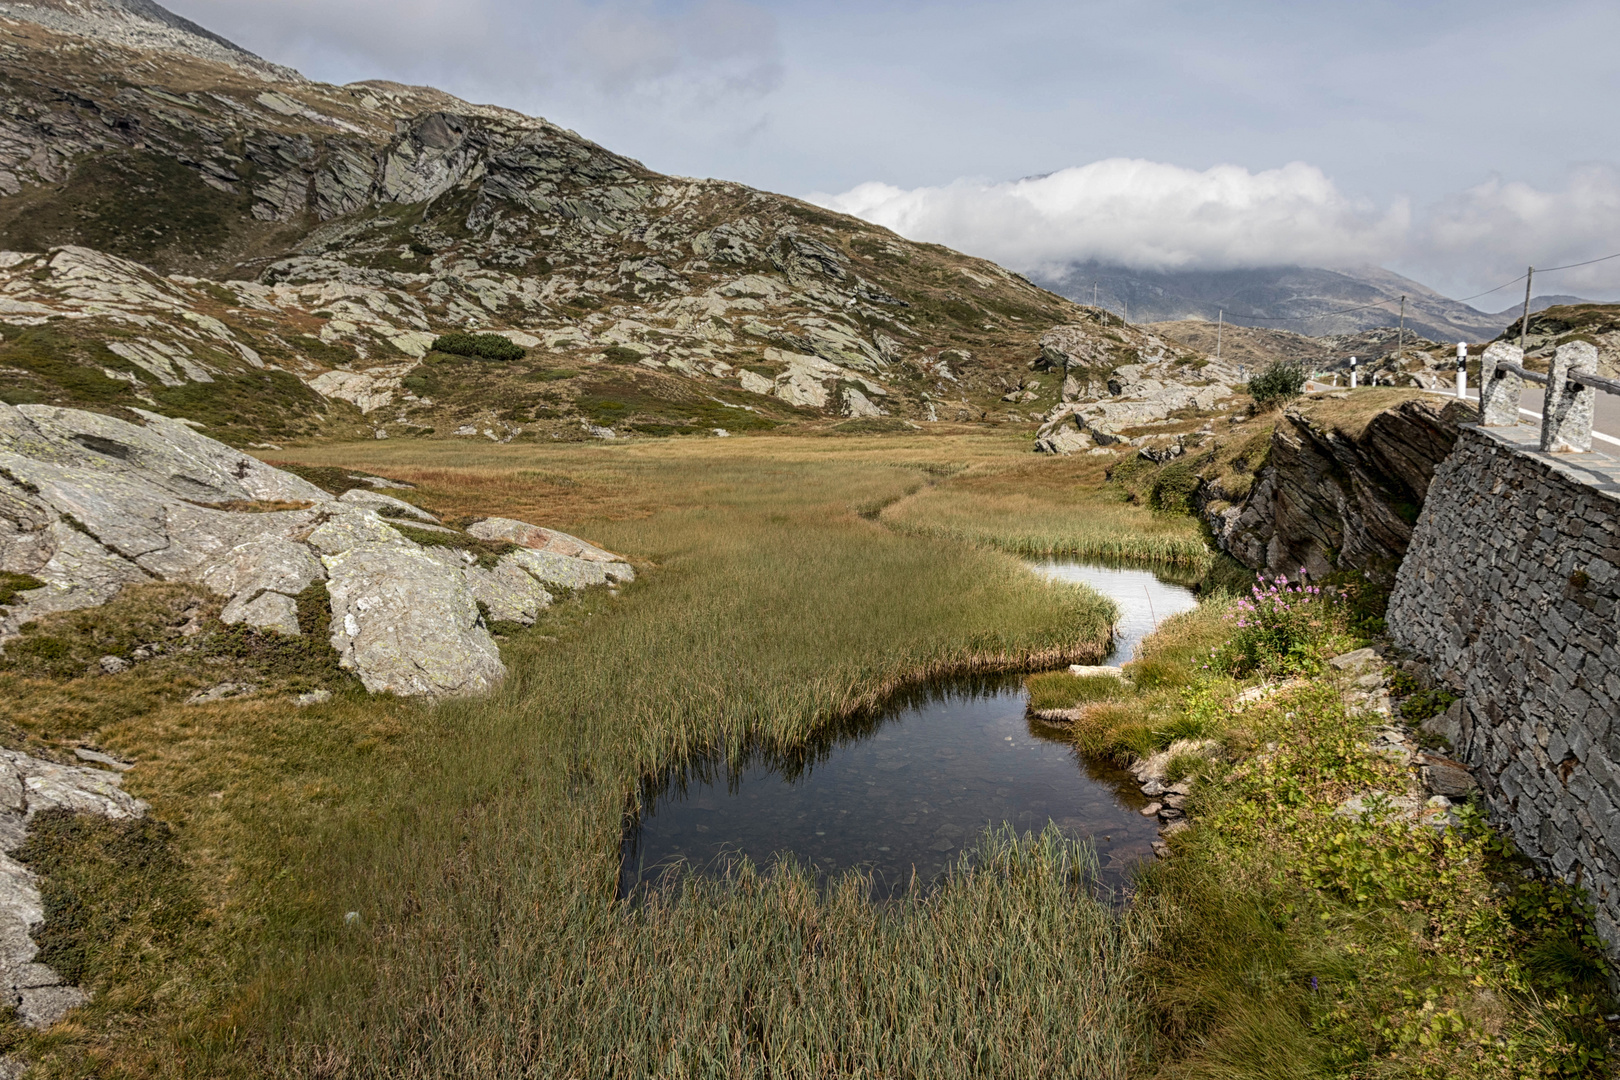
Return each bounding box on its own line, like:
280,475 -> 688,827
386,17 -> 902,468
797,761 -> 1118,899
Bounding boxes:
1247,359 -> 1307,408
601,345 -> 645,364
0,571 -> 44,606
430,333 -> 527,362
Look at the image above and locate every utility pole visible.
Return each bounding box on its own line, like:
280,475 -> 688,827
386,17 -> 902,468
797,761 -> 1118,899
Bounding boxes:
1518,266 -> 1534,356
1216,309 -> 1223,363
1397,295 -> 1406,358
1093,281 -> 1098,310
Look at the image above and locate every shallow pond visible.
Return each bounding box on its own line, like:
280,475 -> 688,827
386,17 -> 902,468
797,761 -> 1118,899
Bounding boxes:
619,561 -> 1200,899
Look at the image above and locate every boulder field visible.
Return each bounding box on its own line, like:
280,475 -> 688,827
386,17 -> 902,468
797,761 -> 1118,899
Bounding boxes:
0,403 -> 631,696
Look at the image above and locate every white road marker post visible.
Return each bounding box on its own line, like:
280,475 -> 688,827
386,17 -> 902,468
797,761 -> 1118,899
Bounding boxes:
1350,356 -> 1358,389
1457,342 -> 1468,399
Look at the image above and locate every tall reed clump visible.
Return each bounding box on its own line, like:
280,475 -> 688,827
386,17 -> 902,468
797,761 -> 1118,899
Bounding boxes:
882,486 -> 1213,568
178,449 -> 1155,1078
300,830 -> 1155,1078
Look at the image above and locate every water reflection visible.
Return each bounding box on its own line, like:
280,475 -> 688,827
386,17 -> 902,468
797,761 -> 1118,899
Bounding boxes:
619,560 -> 1200,900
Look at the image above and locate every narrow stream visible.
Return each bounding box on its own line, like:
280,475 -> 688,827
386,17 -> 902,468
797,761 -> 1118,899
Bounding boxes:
619,560 -> 1200,900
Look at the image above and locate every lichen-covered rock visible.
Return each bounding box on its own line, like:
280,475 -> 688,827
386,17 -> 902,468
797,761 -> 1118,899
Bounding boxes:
1033,370 -> 1232,455
0,403 -> 631,697
467,517 -> 624,564
200,535 -> 324,634
322,543 -> 505,697
337,488 -> 440,522
465,557 -> 554,625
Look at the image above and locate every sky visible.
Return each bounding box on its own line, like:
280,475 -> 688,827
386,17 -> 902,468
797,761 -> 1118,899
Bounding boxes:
168,0 -> 1620,304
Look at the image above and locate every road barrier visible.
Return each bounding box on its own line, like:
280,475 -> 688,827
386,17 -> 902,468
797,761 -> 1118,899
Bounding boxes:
1480,340 -> 1620,454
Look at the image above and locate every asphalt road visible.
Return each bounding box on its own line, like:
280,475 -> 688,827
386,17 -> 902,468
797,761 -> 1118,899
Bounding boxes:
1519,385 -> 1620,448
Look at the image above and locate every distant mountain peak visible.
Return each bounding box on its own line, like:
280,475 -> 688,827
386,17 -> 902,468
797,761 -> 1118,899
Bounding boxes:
0,0 -> 301,81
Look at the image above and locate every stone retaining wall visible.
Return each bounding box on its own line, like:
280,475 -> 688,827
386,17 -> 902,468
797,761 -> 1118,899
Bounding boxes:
1388,422 -> 1620,952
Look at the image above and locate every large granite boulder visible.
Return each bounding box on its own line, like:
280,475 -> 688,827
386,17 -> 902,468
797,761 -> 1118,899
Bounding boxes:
0,403 -> 633,697
1033,365 -> 1232,456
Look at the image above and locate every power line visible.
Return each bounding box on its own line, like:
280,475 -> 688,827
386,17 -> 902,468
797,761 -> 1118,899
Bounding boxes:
1452,273 -> 1526,304
1539,250 -> 1620,273
1213,247 -> 1620,327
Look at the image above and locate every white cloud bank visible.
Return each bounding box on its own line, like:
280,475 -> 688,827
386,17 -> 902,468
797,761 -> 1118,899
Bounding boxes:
813,160 -> 1408,274
813,160 -> 1620,299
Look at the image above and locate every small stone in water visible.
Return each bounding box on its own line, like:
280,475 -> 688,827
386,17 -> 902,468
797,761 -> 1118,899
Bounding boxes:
1141,802 -> 1162,816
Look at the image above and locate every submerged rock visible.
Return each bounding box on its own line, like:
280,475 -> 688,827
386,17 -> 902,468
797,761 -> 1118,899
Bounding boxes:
0,403 -> 632,697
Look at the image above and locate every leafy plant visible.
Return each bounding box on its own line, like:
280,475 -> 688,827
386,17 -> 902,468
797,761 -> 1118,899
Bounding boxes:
1148,461 -> 1201,515
430,332 -> 527,362
1208,572 -> 1348,677
1248,359 -> 1307,408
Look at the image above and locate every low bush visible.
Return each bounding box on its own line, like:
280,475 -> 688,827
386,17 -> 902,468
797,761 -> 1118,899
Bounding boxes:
1248,359 -> 1308,408
1148,460 -> 1201,515
0,571 -> 43,606
430,332 -> 527,362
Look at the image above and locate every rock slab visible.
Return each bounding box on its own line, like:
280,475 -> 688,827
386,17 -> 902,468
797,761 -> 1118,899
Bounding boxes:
0,404 -> 633,697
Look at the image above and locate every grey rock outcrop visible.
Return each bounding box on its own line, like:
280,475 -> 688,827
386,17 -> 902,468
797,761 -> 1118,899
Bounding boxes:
1033,347 -> 1233,456
0,749 -> 146,1030
1201,395 -> 1474,580
0,404 -> 632,696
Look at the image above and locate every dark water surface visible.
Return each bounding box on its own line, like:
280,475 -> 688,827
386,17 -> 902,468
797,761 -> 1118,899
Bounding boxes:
619,561 -> 1199,899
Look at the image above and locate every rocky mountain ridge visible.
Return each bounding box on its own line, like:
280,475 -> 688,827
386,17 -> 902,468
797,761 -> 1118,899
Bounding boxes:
0,0 -> 295,80
0,2 -> 1200,445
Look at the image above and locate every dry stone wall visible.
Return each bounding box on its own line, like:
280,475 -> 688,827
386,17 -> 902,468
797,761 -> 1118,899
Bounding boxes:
1388,422 -> 1620,952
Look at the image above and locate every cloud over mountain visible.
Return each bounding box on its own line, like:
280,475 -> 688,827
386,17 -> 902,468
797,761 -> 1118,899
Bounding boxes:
814,160 -> 1620,301
813,160 -> 1409,275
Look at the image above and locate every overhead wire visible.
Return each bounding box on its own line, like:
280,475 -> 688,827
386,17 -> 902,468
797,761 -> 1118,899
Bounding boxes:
1201,248 -> 1620,327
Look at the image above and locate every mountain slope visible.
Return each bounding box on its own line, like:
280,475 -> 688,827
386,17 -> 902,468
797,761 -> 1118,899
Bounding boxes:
0,3 -> 1198,446
0,0 -> 297,79
1032,262 -> 1587,343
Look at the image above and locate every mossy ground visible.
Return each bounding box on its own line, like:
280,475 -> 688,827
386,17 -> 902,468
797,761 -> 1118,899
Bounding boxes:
1037,579 -> 1616,1078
